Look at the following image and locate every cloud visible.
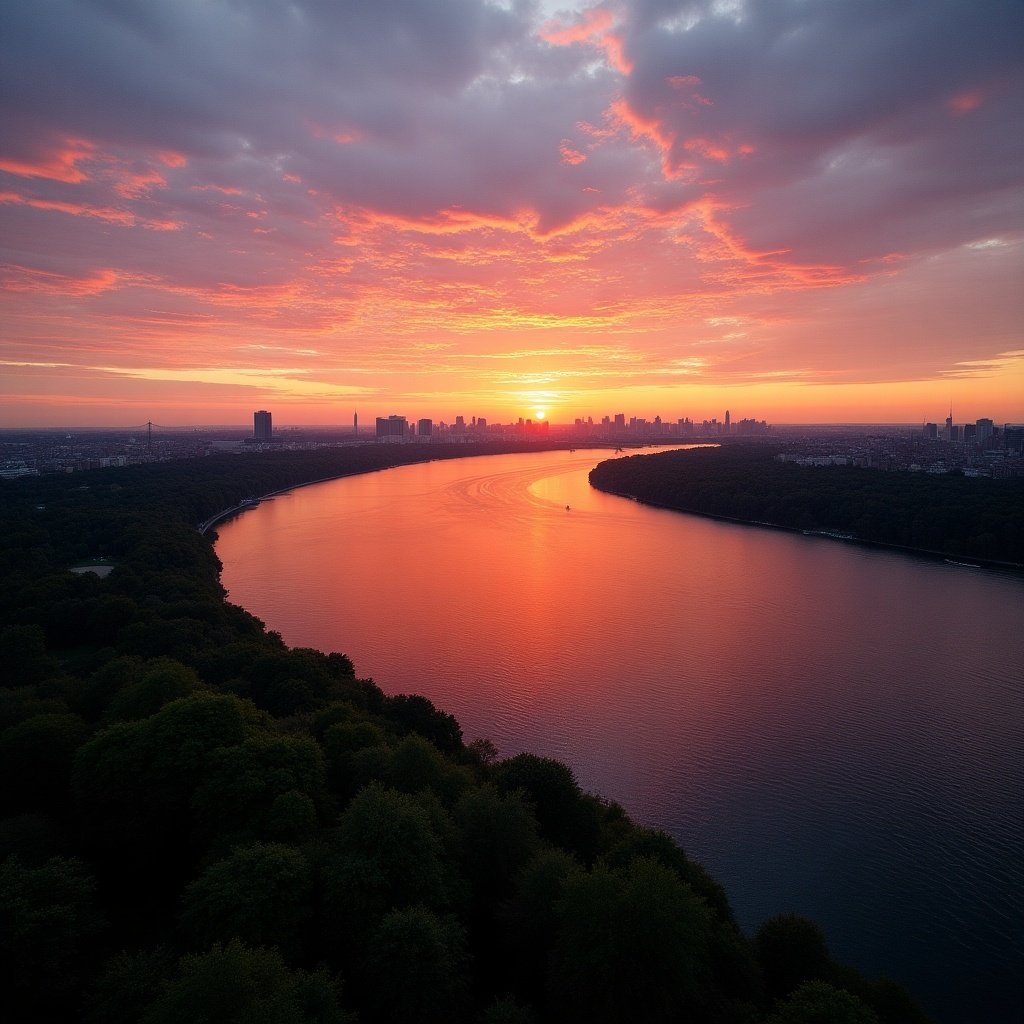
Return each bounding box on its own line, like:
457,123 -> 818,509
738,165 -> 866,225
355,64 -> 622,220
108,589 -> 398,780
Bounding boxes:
0,0 -> 1022,423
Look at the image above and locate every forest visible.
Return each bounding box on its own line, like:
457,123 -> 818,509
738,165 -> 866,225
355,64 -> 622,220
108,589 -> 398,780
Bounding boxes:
590,446 -> 1024,567
0,444 -> 931,1023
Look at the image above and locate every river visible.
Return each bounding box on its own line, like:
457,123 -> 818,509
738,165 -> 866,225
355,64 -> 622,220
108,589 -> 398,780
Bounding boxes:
215,447 -> 1024,1023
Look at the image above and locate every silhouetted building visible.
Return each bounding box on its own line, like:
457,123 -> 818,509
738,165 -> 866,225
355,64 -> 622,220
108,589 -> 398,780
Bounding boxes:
254,410 -> 272,441
1004,424 -> 1024,454
375,415 -> 408,441
418,418 -> 433,437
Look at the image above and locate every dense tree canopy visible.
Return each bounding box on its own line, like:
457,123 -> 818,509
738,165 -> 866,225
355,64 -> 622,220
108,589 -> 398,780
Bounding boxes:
0,446 -> 929,1022
590,446 -> 1024,566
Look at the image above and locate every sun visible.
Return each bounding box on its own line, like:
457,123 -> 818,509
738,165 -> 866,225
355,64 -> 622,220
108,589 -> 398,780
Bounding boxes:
535,408 -> 546,420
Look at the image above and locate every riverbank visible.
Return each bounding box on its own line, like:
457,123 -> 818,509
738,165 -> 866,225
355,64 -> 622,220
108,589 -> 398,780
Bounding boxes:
588,446 -> 1024,571
592,481 -> 1024,573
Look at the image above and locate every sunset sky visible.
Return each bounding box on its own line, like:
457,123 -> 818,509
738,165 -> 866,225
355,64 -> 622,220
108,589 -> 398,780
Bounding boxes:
2,0 -> 1022,427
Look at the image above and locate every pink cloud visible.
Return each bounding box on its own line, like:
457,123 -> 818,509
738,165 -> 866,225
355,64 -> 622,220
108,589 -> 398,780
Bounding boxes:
0,138 -> 95,183
560,141 -> 587,166
539,7 -> 632,75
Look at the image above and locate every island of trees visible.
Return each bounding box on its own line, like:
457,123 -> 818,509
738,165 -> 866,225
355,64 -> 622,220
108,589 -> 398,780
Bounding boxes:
1,444 -> 931,1023
590,445 -> 1024,567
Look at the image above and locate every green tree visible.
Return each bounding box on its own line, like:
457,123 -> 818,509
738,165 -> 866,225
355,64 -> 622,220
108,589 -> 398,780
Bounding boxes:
0,855 -> 105,1020
768,980 -> 880,1024
756,913 -> 833,1003
550,857 -> 711,1023
141,940 -> 354,1024
496,848 -> 577,1005
495,753 -> 600,862
105,658 -> 201,722
384,693 -> 463,753
320,783 -> 449,953
180,842 -> 313,960
86,947 -> 176,1024
453,785 -> 540,909
191,735 -> 327,850
361,905 -> 470,1024
386,732 -> 471,802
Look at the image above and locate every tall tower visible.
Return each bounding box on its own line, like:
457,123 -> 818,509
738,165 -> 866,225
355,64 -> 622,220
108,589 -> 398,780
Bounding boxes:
725,409 -> 731,434
254,410 -> 272,441
354,410 -> 358,436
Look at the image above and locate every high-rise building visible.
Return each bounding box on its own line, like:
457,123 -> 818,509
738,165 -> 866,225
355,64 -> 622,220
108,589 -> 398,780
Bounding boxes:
725,409 -> 731,433
354,410 -> 358,436
253,410 -> 272,440
375,415 -> 407,440
976,418 -> 993,442
418,418 -> 433,437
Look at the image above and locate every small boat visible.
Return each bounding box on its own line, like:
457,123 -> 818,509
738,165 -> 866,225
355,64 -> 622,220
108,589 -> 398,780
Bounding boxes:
565,505 -> 571,511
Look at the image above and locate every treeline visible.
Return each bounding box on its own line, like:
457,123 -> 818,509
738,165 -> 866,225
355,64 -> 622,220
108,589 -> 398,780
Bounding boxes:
1,449 -> 930,1023
590,446 -> 1024,565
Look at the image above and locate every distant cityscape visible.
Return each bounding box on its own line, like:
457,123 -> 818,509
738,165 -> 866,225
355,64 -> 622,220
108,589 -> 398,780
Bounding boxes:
1,406 -> 1022,479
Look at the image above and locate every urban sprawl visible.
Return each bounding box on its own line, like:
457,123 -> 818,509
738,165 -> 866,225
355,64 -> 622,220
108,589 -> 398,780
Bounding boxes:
2,408 -> 1022,480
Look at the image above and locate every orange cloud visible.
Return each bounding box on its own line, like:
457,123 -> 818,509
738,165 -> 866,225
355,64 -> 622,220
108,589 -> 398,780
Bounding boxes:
539,7 -> 632,74
0,190 -> 135,225
113,166 -> 168,199
684,137 -> 731,163
0,138 -> 95,183
0,190 -> 181,231
607,99 -> 683,179
560,141 -> 587,165
0,264 -> 120,296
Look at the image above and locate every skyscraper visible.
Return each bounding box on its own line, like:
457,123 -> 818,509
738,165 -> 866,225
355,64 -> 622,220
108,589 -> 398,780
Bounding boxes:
253,410 -> 272,441
375,415 -> 407,440
725,409 -> 731,434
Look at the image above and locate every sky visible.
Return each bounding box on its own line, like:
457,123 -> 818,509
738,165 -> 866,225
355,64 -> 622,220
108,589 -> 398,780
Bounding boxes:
1,0 -> 1022,427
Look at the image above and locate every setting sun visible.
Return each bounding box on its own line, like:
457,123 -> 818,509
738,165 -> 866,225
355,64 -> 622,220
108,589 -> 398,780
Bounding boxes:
535,409 -> 547,421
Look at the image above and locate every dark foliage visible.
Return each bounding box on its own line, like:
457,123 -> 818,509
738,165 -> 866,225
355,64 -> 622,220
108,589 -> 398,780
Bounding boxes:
590,446 -> 1024,565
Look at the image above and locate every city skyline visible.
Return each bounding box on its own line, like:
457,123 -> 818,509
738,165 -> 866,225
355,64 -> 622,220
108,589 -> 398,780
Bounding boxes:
2,1 -> 1022,427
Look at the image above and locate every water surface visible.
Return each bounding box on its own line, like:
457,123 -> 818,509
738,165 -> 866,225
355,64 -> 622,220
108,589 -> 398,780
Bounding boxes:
216,449 -> 1024,1023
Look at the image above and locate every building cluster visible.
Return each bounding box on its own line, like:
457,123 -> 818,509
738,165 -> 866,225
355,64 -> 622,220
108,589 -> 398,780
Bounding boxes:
0,429 -> 215,478
373,413 -> 552,441
4,409 -> 1019,480
775,417 -> 1024,478
569,410 -> 769,439
366,409 -> 768,443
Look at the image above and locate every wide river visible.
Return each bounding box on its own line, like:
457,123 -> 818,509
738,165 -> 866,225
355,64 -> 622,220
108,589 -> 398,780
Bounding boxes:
216,448 -> 1023,1023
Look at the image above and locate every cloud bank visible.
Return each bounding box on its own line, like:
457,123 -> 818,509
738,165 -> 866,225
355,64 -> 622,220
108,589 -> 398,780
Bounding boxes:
1,0 -> 1022,422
